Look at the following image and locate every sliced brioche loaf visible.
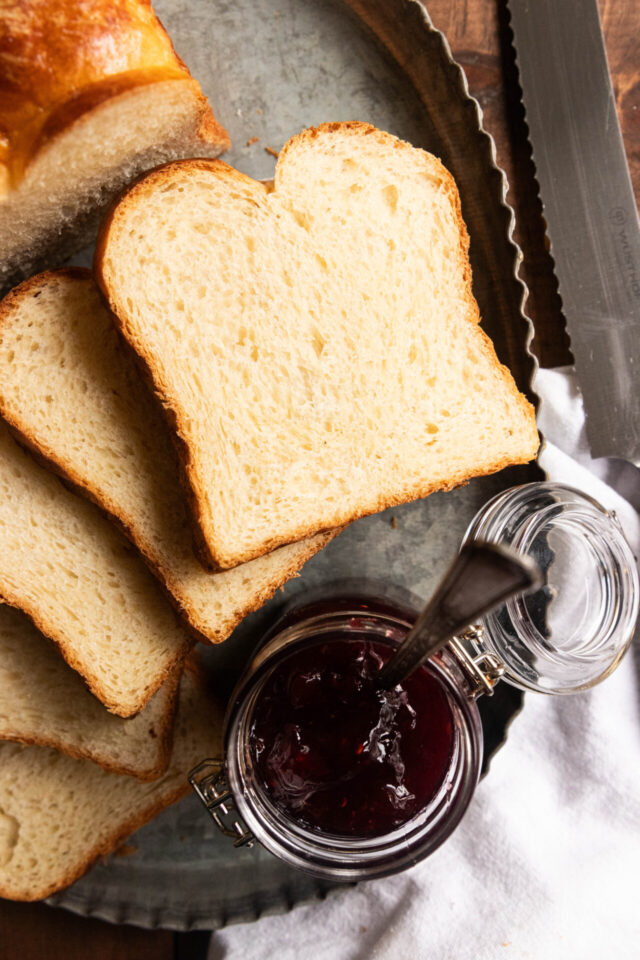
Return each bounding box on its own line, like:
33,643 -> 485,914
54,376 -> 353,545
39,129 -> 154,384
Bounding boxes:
97,122 -> 539,570
0,605 -> 180,780
0,270 -> 337,643
0,418 -> 193,717
0,0 -> 230,292
0,665 -> 223,901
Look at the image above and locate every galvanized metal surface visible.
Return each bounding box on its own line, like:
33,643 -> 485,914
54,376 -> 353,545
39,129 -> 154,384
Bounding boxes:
508,0 -> 640,465
50,0 -> 540,930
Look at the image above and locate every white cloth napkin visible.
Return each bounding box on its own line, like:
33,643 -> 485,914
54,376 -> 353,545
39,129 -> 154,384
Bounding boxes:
210,367 -> 640,960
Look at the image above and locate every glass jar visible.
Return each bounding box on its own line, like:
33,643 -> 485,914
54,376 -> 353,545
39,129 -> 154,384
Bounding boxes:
463,481 -> 639,693
190,482 -> 639,881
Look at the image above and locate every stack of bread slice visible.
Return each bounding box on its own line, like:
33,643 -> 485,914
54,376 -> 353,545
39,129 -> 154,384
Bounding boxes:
0,121 -> 538,903
0,2 -> 350,903
0,652 -> 224,901
0,268 -> 335,901
0,402 -> 230,898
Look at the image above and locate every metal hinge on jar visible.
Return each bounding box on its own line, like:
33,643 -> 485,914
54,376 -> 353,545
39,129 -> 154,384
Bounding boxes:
189,759 -> 255,847
448,625 -> 505,697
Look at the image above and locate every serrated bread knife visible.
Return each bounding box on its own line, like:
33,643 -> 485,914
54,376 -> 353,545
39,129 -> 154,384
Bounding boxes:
507,0 -> 640,466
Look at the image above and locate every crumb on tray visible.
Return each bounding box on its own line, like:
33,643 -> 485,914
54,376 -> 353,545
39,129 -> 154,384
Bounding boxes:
114,843 -> 139,858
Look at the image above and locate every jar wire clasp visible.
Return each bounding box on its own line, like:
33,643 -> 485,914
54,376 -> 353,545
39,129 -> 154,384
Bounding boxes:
189,759 -> 255,847
449,625 -> 505,698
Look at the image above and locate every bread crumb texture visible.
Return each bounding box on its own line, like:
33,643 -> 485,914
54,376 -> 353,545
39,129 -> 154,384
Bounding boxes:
98,122 -> 539,569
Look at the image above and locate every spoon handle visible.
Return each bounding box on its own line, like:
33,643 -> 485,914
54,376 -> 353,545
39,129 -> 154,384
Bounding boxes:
377,541 -> 542,690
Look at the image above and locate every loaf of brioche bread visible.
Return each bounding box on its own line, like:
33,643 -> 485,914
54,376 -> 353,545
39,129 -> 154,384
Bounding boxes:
97,122 -> 539,570
0,0 -> 230,291
0,664 -> 223,902
0,269 -> 337,643
0,605 -> 181,780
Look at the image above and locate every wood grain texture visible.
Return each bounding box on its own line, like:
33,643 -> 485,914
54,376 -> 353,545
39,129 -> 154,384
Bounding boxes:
1,1 -> 636,956
0,899 -> 173,960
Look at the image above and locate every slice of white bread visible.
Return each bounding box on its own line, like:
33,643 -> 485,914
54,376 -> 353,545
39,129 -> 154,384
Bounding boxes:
0,0 -> 230,292
97,122 -> 540,570
0,605 -> 180,780
0,664 -> 223,901
0,418 -> 193,717
0,270 -> 337,643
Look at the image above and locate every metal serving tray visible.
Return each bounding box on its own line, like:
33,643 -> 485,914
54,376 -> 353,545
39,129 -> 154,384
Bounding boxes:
48,0 -> 542,930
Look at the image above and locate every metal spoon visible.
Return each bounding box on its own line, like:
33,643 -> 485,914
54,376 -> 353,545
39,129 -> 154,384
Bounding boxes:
377,540 -> 543,689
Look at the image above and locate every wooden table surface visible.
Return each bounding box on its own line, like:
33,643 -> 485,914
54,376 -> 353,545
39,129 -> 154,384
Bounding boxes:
1,1 -> 637,957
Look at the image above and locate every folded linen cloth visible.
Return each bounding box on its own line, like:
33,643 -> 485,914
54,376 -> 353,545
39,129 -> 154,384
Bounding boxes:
211,367 -> 640,960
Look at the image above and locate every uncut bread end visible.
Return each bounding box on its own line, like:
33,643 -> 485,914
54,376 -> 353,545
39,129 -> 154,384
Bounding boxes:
97,122 -> 539,570
0,666 -> 223,902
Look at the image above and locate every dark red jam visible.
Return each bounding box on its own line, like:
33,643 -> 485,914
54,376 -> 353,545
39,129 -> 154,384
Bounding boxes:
249,637 -> 455,838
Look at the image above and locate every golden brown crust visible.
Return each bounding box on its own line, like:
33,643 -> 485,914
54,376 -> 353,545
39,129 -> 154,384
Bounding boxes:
0,580 -> 193,717
0,0 -> 229,192
0,661 -> 182,780
96,124 -> 539,569
196,528 -> 344,645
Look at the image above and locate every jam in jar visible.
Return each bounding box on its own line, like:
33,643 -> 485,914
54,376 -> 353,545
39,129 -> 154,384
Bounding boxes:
219,593 -> 483,880
249,635 -> 455,838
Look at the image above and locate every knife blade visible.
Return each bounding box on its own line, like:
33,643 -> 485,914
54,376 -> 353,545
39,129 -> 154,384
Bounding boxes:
507,0 -> 640,465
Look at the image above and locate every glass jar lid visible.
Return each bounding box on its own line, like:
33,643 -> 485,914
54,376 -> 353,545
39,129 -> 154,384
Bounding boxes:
463,482 -> 639,694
